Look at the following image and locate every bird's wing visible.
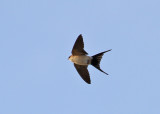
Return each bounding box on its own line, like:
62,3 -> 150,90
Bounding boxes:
74,63 -> 91,84
72,34 -> 88,55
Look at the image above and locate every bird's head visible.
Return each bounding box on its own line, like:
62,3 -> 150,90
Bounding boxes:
68,55 -> 72,60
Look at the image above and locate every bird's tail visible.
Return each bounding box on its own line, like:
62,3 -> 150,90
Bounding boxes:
91,49 -> 112,75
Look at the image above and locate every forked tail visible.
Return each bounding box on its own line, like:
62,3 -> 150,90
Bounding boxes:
91,49 -> 112,75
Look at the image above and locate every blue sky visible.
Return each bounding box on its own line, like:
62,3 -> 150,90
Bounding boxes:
0,0 -> 160,114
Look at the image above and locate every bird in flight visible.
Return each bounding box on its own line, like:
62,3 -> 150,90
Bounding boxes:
68,34 -> 111,84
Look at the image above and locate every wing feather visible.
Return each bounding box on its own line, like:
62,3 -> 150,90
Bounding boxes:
74,64 -> 91,84
72,34 -> 88,55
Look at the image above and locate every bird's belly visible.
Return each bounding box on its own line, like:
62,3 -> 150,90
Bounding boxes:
73,56 -> 91,65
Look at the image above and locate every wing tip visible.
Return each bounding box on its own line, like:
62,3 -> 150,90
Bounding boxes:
78,34 -> 83,38
86,81 -> 91,84
83,77 -> 91,84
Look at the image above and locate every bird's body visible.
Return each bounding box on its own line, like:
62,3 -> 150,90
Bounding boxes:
69,55 -> 92,65
68,34 -> 111,84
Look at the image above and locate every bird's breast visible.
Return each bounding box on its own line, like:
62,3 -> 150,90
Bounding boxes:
71,55 -> 92,65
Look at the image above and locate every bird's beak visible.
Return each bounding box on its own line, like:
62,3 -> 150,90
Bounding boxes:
68,55 -> 71,60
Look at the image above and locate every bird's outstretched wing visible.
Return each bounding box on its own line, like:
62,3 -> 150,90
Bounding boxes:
72,34 -> 88,55
74,63 -> 91,84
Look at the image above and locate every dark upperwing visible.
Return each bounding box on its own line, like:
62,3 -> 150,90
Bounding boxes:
72,34 -> 88,56
74,63 -> 91,84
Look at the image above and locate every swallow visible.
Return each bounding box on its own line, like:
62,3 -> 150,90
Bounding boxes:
68,34 -> 111,84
